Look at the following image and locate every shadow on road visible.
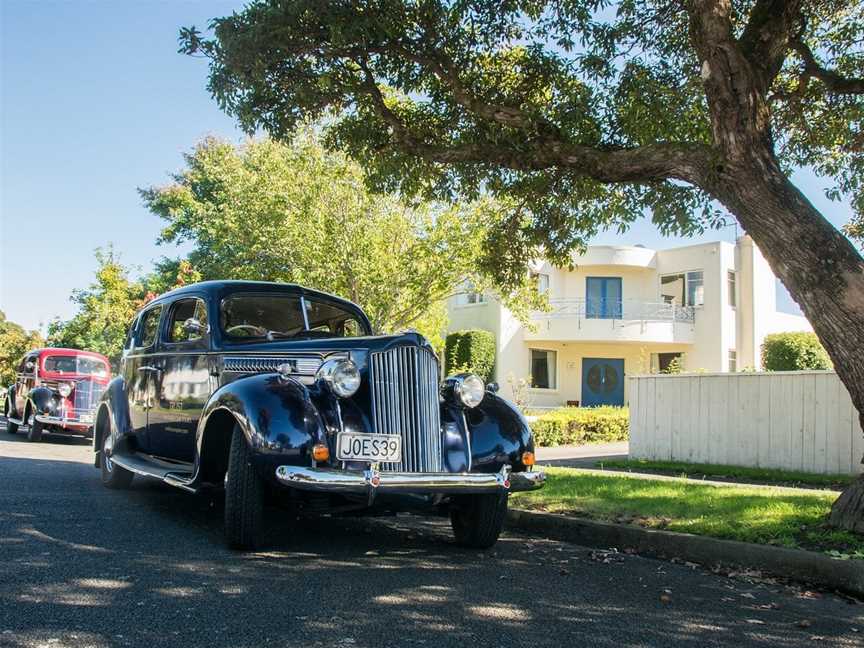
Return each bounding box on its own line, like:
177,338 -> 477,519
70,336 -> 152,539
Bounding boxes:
1,439 -> 861,648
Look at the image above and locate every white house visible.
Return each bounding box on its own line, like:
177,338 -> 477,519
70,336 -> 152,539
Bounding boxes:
447,236 -> 813,408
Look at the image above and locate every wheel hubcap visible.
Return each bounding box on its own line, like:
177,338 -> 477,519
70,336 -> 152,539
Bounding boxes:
103,433 -> 114,473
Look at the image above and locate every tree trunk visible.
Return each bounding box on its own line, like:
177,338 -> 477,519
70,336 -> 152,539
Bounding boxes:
708,147 -> 864,532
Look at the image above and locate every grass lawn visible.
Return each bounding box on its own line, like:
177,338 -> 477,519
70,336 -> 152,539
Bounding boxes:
601,459 -> 853,490
512,466 -> 864,559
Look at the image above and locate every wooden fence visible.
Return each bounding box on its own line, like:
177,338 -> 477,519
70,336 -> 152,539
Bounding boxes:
629,371 -> 863,476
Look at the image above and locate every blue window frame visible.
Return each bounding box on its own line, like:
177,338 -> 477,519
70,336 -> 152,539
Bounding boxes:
585,277 -> 622,319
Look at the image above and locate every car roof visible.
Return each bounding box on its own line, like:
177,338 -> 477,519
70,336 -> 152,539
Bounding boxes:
145,280 -> 364,313
34,348 -> 110,362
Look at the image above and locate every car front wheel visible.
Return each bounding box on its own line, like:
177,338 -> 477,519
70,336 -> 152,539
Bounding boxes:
26,412 -> 44,443
224,425 -> 265,550
100,424 -> 133,489
450,492 -> 509,549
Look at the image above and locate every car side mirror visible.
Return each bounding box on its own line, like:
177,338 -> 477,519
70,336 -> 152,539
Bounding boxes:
183,318 -> 207,337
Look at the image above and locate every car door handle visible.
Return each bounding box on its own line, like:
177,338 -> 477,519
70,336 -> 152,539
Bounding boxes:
138,366 -> 162,375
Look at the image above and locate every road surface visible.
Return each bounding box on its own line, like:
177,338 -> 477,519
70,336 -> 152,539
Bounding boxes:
0,423 -> 860,647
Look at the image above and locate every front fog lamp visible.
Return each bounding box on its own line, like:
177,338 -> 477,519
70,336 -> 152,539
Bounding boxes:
58,382 -> 74,398
316,358 -> 361,398
455,374 -> 485,408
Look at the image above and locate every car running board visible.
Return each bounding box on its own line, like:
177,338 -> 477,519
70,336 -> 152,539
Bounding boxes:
108,450 -> 198,493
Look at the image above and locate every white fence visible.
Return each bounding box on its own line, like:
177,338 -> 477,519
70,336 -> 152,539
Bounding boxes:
629,372 -> 863,476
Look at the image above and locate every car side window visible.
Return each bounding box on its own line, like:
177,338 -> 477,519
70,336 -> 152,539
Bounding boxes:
137,305 -> 163,350
166,298 -> 208,344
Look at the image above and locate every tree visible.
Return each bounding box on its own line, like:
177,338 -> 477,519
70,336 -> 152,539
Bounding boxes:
47,247 -> 146,368
141,132 -> 538,351
761,332 -> 832,371
0,312 -> 44,387
182,1 -> 864,530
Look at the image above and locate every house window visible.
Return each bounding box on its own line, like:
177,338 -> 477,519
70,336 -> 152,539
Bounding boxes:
652,352 -> 684,374
728,349 -> 737,372
458,281 -> 486,305
533,272 -> 550,295
530,349 -> 557,389
660,271 -> 704,307
728,270 -> 737,308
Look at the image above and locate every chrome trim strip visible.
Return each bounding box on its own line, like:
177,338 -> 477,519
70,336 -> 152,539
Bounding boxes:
274,465 -> 544,494
223,356 -> 323,374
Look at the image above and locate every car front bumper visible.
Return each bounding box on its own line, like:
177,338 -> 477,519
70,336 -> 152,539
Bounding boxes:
274,465 -> 545,495
34,414 -> 93,433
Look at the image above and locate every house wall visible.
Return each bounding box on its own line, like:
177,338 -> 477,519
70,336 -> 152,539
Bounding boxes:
629,372 -> 863,475
445,238 -> 814,407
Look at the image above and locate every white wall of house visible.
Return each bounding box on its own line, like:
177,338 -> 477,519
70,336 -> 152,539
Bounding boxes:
629,372 -> 863,476
446,236 -> 813,408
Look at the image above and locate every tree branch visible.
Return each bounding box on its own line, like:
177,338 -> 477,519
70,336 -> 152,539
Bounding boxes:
791,39 -> 864,94
738,0 -> 804,92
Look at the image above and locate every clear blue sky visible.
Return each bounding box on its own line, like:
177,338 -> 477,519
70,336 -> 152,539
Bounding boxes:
0,1 -> 855,332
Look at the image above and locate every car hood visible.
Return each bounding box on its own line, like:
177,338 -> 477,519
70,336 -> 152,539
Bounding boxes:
218,331 -> 435,357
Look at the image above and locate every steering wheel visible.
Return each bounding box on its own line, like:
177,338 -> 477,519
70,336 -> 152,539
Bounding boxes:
225,324 -> 266,337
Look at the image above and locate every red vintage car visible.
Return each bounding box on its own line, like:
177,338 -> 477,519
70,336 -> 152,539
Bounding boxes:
3,348 -> 111,442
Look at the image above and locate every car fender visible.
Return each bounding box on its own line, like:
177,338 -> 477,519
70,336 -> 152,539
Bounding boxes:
4,384 -> 18,419
93,377 -> 131,452
196,373 -> 328,473
28,387 -> 55,416
461,392 -> 534,473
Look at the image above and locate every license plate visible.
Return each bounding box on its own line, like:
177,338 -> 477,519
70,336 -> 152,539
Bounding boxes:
80,413 -> 94,423
336,433 -> 402,463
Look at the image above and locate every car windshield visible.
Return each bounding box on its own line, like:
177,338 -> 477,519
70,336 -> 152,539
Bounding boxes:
220,293 -> 368,341
44,355 -> 109,377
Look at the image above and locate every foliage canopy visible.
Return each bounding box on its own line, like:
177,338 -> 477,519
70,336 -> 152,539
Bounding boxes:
141,131 -> 541,349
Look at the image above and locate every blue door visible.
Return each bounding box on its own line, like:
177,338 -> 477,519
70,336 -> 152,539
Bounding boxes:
581,358 -> 625,406
585,277 -> 622,318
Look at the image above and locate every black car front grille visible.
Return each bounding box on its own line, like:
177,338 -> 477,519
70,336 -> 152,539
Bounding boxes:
369,345 -> 442,473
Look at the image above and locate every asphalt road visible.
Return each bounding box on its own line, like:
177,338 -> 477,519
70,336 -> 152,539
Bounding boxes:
0,422 -> 862,648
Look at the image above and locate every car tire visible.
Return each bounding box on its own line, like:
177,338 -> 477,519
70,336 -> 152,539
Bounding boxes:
224,425 -> 265,551
100,423 -> 133,489
450,492 -> 509,549
26,413 -> 44,443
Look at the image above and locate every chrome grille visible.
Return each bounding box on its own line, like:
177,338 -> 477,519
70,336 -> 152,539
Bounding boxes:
73,380 -> 105,414
224,356 -> 322,375
370,346 -> 442,473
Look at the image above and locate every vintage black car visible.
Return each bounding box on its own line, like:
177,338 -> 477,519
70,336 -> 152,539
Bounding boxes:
94,281 -> 544,549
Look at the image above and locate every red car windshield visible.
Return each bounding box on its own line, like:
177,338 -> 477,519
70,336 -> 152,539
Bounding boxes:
43,355 -> 109,377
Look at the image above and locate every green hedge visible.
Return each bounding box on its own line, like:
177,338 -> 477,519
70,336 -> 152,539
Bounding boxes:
531,406 -> 629,447
444,329 -> 496,382
761,332 -> 831,371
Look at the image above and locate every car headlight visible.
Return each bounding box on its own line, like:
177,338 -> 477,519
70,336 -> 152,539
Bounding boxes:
58,382 -> 74,398
453,374 -> 485,408
316,358 -> 361,398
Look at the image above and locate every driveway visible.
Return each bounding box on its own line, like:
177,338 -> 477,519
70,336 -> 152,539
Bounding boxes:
535,441 -> 629,467
0,423 -> 860,647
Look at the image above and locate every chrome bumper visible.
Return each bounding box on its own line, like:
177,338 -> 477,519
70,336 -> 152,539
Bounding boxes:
35,414 -> 93,429
274,465 -> 545,495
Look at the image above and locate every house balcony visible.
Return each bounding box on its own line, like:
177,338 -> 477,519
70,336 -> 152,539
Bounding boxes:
526,299 -> 696,344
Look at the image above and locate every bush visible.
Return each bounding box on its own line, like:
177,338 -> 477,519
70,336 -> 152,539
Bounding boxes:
444,329 -> 496,382
761,332 -> 831,371
530,406 -> 629,447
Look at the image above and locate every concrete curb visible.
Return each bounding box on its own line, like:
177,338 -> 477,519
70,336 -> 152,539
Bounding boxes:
507,508 -> 864,597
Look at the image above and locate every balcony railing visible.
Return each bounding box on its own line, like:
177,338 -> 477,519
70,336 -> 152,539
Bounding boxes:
533,299 -> 695,323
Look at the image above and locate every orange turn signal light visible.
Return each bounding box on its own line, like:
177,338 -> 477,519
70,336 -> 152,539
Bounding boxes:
312,444 -> 330,462
522,451 -> 536,466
